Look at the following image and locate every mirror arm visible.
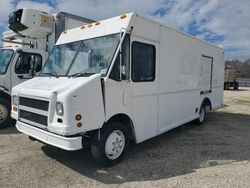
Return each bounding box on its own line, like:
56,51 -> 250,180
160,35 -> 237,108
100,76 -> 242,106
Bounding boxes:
106,28 -> 127,79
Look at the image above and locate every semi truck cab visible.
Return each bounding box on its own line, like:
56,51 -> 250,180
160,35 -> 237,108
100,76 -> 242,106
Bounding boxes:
0,47 -> 46,92
0,46 -> 46,127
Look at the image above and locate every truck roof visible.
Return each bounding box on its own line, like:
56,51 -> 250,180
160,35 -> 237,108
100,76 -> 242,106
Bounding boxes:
56,12 -> 133,45
56,12 -> 224,51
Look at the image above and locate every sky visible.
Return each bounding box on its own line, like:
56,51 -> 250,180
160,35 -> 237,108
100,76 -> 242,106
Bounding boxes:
0,0 -> 249,60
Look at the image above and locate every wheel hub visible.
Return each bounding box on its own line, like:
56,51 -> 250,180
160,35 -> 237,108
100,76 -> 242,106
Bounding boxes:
105,130 -> 125,160
199,107 -> 205,122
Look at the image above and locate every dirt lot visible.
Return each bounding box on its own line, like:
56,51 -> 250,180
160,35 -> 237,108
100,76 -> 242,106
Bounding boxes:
0,88 -> 249,188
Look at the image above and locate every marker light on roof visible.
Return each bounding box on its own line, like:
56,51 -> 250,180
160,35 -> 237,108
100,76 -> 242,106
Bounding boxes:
55,15 -> 61,21
120,15 -> 127,19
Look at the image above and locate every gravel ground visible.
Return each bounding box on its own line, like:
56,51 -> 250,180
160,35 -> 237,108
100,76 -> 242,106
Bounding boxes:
0,88 -> 249,188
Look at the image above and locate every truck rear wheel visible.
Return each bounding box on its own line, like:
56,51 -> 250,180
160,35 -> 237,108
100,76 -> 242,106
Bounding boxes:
0,98 -> 14,129
234,82 -> 239,90
224,83 -> 229,90
91,121 -> 129,166
194,105 -> 206,125
224,83 -> 227,90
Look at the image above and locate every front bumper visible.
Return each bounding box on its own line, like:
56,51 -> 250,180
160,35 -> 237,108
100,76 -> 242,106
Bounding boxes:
16,121 -> 82,151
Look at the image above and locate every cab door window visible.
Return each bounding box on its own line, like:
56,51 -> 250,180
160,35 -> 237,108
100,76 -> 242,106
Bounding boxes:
15,52 -> 42,74
132,42 -> 156,82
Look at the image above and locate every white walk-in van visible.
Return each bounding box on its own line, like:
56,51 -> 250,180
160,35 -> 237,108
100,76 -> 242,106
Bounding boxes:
11,13 -> 224,165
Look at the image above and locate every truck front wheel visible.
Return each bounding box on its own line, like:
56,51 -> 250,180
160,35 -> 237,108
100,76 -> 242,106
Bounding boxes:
0,98 -> 14,129
194,105 -> 206,125
91,121 -> 129,166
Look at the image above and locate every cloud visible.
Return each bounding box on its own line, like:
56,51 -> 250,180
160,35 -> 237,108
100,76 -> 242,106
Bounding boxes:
0,0 -> 13,26
0,0 -> 249,60
198,0 -> 250,60
15,0 -> 56,13
55,0 -> 166,20
54,0 -> 250,60
146,0 -> 250,60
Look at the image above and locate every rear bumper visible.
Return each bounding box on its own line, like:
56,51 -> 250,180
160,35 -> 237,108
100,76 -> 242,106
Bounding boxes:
16,121 -> 82,151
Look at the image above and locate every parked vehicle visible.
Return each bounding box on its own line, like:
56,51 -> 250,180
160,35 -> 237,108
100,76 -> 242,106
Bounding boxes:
0,8 -> 93,128
11,13 -> 225,165
224,66 -> 239,90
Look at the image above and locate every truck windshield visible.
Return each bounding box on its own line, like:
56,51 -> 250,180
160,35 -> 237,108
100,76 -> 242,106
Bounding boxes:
0,49 -> 14,75
40,34 -> 120,77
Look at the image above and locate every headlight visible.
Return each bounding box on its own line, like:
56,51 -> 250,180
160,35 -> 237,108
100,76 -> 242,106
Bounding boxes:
13,95 -> 18,106
56,102 -> 64,116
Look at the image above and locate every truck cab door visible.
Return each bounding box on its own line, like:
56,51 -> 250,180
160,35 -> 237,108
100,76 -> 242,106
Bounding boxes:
0,49 -> 16,94
11,50 -> 44,88
104,35 -> 131,124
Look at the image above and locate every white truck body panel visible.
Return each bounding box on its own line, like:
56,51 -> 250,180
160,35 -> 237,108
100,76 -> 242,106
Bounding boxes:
12,13 -> 224,150
9,9 -> 53,38
104,14 -> 224,142
3,31 -> 27,48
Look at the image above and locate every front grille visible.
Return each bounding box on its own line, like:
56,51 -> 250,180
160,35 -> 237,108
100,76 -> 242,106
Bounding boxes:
20,110 -> 48,126
19,97 -> 49,111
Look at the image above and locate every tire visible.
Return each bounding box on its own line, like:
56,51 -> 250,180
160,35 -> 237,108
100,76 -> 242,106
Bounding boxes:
224,83 -> 227,90
194,105 -> 206,125
234,82 -> 239,90
0,98 -> 15,129
224,83 -> 229,90
91,121 -> 129,166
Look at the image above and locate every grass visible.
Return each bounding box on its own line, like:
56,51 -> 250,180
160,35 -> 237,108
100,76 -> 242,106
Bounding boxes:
231,99 -> 250,105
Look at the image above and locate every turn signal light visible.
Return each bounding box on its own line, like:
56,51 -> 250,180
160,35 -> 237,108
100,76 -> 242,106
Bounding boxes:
120,15 -> 127,19
77,122 -> 82,128
55,15 -> 61,21
75,114 -> 82,121
13,107 -> 17,112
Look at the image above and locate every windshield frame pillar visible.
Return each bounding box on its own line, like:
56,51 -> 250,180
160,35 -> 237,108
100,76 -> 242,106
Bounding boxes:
105,28 -> 128,80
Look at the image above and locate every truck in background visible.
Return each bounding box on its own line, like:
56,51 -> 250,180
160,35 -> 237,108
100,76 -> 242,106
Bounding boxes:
11,13 -> 225,166
224,66 -> 239,90
0,9 -> 93,128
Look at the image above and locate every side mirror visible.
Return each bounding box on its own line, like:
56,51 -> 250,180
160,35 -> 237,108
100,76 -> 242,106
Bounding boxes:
16,49 -> 22,54
121,65 -> 126,76
100,69 -> 107,77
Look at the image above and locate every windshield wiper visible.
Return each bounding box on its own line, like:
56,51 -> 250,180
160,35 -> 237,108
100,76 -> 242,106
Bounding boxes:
69,72 -> 96,77
40,72 -> 58,77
